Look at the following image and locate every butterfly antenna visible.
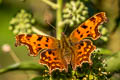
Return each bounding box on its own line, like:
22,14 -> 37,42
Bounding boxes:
63,14 -> 72,33
63,25 -> 68,34
45,20 -> 56,31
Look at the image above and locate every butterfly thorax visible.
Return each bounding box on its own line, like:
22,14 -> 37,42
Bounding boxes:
60,33 -> 73,64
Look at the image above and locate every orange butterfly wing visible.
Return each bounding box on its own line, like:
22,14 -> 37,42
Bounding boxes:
69,12 -> 107,69
39,49 -> 67,73
69,12 -> 107,43
15,34 -> 67,73
71,39 -> 96,70
15,34 -> 58,56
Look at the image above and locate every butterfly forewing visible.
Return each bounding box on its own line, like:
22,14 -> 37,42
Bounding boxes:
15,34 -> 58,56
69,12 -> 107,43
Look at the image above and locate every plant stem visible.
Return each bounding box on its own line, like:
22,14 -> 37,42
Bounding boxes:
56,0 -> 63,39
9,49 -> 32,79
9,50 -> 20,63
32,27 -> 49,36
41,0 -> 58,10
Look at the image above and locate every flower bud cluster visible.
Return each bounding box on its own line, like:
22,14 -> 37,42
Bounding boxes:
9,9 -> 35,34
63,0 -> 88,27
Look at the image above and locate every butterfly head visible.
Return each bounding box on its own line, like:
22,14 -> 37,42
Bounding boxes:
61,32 -> 71,47
61,32 -> 67,40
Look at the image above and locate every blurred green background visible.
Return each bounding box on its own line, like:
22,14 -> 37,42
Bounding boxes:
0,0 -> 120,80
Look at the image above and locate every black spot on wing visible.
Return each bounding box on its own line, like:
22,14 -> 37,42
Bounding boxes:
80,41 -> 84,46
33,42 -> 36,44
90,27 -> 92,29
96,13 -> 102,17
27,35 -> 32,38
26,35 -> 32,40
78,51 -> 82,54
37,36 -> 42,41
77,29 -> 80,34
80,34 -> 83,38
41,52 -> 47,57
39,48 -> 42,50
87,34 -> 91,37
45,44 -> 48,47
48,50 -> 52,54
82,25 -> 87,29
38,44 -> 41,46
46,38 -> 49,42
52,52 -> 55,56
54,58 -> 57,60
37,47 -> 42,51
78,45 -> 81,49
90,17 -> 96,23
86,31 -> 89,33
48,57 -> 52,61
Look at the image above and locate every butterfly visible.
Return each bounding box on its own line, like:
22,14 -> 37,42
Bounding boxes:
15,12 -> 107,74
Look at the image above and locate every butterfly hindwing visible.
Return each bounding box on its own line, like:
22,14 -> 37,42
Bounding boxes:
72,39 -> 96,70
39,49 -> 67,73
15,34 -> 58,56
69,12 -> 107,43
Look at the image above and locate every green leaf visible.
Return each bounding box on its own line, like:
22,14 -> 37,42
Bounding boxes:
0,61 -> 47,74
93,48 -> 112,55
105,51 -> 120,72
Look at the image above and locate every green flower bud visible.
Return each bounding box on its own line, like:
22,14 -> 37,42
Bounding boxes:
63,0 -> 89,27
99,25 -> 109,42
31,19 -> 35,23
13,29 -> 19,34
9,9 -> 35,34
100,36 -> 108,41
89,74 -> 94,79
9,26 -> 13,30
27,29 -> 32,33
